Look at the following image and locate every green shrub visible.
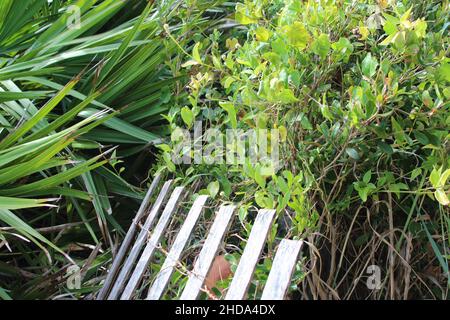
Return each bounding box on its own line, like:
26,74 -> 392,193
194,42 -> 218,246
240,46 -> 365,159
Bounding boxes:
159,0 -> 449,299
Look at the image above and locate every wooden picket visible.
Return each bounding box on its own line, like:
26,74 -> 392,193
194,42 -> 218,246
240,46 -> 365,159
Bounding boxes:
96,174 -> 161,300
107,180 -> 172,299
146,195 -> 209,300
224,209 -> 276,300
180,205 -> 236,300
97,178 -> 303,300
261,239 -> 303,300
121,186 -> 185,300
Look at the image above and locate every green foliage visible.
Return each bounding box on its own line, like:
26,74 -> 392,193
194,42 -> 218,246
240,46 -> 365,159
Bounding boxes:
159,0 -> 450,299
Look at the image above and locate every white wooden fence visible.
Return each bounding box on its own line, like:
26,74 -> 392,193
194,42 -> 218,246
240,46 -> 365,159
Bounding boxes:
97,176 -> 303,300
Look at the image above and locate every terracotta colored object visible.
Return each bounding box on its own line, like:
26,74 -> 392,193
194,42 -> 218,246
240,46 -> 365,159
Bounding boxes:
204,255 -> 232,292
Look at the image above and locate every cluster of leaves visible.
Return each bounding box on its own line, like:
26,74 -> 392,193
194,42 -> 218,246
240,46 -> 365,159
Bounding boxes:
158,0 -> 449,299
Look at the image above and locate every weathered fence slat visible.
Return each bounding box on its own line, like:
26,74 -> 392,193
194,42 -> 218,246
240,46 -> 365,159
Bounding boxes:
180,205 -> 236,300
120,186 -> 185,300
225,209 -> 276,300
97,174 -> 161,300
146,195 -> 209,300
260,239 -> 303,300
107,180 -> 173,300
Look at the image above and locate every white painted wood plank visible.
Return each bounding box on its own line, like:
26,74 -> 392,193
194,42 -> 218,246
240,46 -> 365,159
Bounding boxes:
120,186 -> 185,300
180,205 -> 236,300
146,195 -> 209,300
225,209 -> 276,300
107,180 -> 173,300
261,239 -> 303,300
97,174 -> 161,300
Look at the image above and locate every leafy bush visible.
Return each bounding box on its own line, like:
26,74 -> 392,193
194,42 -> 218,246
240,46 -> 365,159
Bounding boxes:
159,0 -> 449,299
